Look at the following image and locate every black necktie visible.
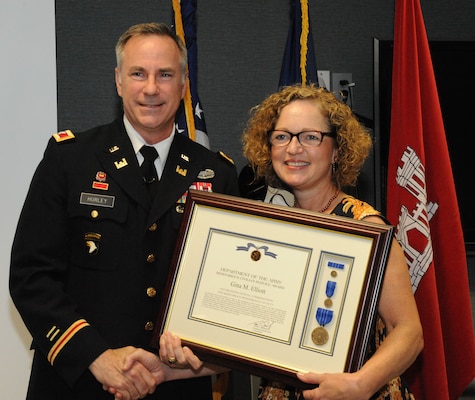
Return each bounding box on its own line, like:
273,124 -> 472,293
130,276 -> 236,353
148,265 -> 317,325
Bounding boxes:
140,145 -> 159,200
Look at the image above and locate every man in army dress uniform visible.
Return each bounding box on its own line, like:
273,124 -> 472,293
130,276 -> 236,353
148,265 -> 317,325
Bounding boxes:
9,22 -> 239,400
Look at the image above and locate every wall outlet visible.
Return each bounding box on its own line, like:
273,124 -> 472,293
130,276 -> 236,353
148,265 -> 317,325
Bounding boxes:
317,70 -> 330,90
331,72 -> 353,107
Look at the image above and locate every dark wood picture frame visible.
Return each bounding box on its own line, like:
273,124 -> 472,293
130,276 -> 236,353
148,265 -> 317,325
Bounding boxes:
153,190 -> 393,387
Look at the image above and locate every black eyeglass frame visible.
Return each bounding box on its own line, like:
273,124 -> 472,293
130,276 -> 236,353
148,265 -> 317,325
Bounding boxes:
268,129 -> 336,147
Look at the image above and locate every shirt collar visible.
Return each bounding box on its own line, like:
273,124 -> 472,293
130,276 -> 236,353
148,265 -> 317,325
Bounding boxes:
123,115 -> 175,164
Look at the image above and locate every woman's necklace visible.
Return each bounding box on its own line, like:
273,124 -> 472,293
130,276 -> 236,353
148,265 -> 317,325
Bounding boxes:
319,190 -> 340,213
294,190 -> 340,213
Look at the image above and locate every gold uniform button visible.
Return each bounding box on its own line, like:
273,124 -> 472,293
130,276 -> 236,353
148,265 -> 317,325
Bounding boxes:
146,254 -> 156,263
90,210 -> 99,219
144,321 -> 154,331
148,222 -> 158,231
146,287 -> 157,297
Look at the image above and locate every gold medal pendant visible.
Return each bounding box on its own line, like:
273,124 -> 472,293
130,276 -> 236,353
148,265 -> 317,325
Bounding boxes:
311,326 -> 329,345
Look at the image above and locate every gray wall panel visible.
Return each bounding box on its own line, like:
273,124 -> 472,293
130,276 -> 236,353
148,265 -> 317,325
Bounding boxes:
56,0 -> 475,202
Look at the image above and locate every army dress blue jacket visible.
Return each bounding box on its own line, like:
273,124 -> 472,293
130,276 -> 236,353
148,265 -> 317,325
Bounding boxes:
10,118 -> 240,399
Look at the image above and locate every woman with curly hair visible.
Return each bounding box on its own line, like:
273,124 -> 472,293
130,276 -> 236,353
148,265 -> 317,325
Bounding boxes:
151,85 -> 423,400
241,84 -> 423,400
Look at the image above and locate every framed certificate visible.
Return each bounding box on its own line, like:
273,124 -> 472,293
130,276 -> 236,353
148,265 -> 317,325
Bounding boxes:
153,190 -> 393,387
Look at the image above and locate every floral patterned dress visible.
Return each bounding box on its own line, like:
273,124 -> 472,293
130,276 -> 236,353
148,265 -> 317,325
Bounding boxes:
257,195 -> 415,400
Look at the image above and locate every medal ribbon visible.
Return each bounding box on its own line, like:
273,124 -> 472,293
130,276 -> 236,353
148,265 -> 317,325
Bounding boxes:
316,307 -> 333,327
326,280 -> 336,297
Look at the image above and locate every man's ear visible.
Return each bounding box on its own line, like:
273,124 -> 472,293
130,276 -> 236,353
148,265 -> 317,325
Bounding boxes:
115,67 -> 122,97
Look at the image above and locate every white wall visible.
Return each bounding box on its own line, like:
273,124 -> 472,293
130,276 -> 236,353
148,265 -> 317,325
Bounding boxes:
0,1 -> 57,396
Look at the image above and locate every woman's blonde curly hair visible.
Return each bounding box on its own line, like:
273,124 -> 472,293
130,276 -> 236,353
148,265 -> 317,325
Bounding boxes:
242,84 -> 373,189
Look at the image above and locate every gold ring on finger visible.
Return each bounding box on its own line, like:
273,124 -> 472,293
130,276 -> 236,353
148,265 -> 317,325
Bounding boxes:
168,356 -> 177,364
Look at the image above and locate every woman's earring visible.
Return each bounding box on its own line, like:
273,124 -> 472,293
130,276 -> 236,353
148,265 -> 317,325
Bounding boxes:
332,162 -> 336,174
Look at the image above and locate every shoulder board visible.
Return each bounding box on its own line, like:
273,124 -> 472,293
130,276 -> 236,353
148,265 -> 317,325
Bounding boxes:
218,151 -> 234,165
53,130 -> 75,143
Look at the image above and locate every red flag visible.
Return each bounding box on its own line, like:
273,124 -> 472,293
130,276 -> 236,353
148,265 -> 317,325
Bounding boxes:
387,1 -> 475,399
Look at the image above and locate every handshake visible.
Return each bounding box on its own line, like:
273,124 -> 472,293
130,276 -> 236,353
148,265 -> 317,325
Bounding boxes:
90,332 -> 226,400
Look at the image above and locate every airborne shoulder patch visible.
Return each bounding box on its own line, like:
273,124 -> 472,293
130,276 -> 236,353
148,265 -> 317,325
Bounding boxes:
53,130 -> 75,143
218,150 -> 234,166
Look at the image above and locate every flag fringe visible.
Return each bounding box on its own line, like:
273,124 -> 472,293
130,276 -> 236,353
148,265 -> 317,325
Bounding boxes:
299,0 -> 309,85
172,0 -> 196,141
